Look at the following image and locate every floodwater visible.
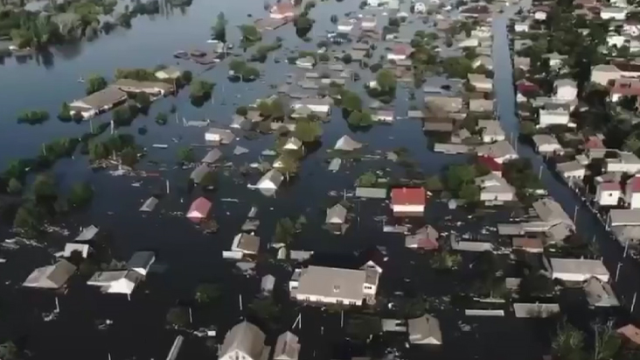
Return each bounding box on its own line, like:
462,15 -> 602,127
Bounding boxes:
0,0 -> 622,359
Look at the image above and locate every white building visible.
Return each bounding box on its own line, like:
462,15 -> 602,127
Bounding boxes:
289,266 -> 378,306
408,314 -> 442,345
554,79 -> 577,102
458,37 -> 479,48
477,120 -> 505,143
255,170 -> 284,190
539,107 -> 570,127
205,128 -> 235,143
87,271 -> 141,295
534,11 -> 547,20
337,19 -> 354,33
367,0 -> 380,6
623,21 -> 640,37
475,173 -> 516,203
532,134 -> 563,154
625,177 -> 640,209
596,182 -> 622,206
601,7 -> 627,20
414,2 -> 427,13
514,22 -> 529,32
606,152 -> 640,174
591,64 -> 623,86
219,321 -> 268,360
127,251 -> 156,276
556,161 -> 586,181
545,257 -> 610,282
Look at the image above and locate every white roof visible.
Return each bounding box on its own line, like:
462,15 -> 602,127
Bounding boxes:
292,266 -> 368,301
548,258 -> 609,277
23,260 -> 76,289
63,243 -> 90,258
75,225 -> 99,241
220,321 -> 266,360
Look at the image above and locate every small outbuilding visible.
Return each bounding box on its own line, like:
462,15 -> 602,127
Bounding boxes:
408,314 -> 442,345
187,197 -> 212,223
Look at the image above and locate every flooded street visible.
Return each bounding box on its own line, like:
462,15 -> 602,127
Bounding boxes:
0,0 -> 625,358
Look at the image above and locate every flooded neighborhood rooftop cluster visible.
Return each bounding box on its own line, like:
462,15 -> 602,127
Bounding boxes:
6,0 -> 640,358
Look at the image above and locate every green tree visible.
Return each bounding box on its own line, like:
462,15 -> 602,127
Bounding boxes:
274,217 -> 295,244
190,79 -> 215,99
68,182 -> 94,208
155,112 -> 168,125
294,14 -> 314,37
425,175 -> 443,191
166,306 -> 190,327
58,102 -> 72,121
236,106 -> 248,116
356,171 -> 376,187
181,70 -> 193,84
119,147 -> 138,167
178,147 -> 195,163
135,92 -> 152,110
518,272 -> 554,298
86,75 -> 107,95
347,110 -> 373,127
459,183 -> 479,202
552,320 -> 586,360
593,322 -> 622,360
32,172 -> 57,200
520,120 -> 536,136
238,24 -> 261,43
341,90 -> 362,112
442,56 -> 473,79
0,341 -> 19,360
342,53 -> 353,64
376,69 -> 397,91
430,250 -> 462,269
89,140 -> 109,161
249,296 -> 281,324
347,314 -> 382,342
445,163 -> 476,193
212,12 -> 227,43
294,118 -> 323,142
195,283 -> 222,303
277,154 -> 300,177
7,178 -> 22,194
13,203 -> 44,238
200,171 -> 218,188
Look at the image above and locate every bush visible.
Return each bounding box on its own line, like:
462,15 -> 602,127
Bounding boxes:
68,182 -> 94,208
155,112 -> 168,125
236,106 -> 248,116
17,110 -> 50,125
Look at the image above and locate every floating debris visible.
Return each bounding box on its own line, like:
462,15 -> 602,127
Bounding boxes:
234,146 -> 249,155
261,149 -> 277,156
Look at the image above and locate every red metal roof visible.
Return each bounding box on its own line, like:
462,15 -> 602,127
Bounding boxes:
584,136 -> 604,149
393,44 -> 413,56
599,182 -> 621,192
477,155 -> 503,172
628,177 -> 640,193
391,188 -> 426,206
187,197 -> 212,220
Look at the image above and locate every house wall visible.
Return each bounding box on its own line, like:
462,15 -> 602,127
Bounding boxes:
293,293 -> 363,306
538,143 -> 562,153
205,133 -> 221,142
596,189 -> 621,206
480,192 -> 515,202
337,25 -> 353,32
514,24 -> 529,32
307,105 -> 330,113
555,86 -> 577,101
592,70 -> 621,86
393,205 -> 425,213
562,169 -> 585,180
626,192 -> 640,209
539,112 -> 569,127
220,350 -> 252,360
483,134 -> 505,143
534,11 -> 547,20
606,163 -> 640,173
552,272 -> 609,282
602,11 -> 626,20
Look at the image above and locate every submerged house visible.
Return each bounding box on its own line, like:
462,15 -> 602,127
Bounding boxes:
127,251 -> 156,276
231,233 -> 261,255
219,321 -> 269,360
326,203 -> 347,224
391,187 -> 426,216
75,225 -> 99,241
205,128 -> 235,144
256,170 -> 284,190
187,197 -> 212,222
289,265 -> 379,306
69,87 -> 128,119
23,260 -> 76,289
202,149 -> 223,163
273,331 -> 301,360
87,270 -> 142,295
190,164 -> 212,184
408,314 -> 443,345
334,135 -> 363,151
405,225 -> 439,250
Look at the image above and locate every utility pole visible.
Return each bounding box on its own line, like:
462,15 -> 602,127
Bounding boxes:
616,262 -> 622,282
239,294 -> 243,311
573,205 -> 578,224
632,292 -> 638,313
538,164 -> 543,179
624,239 -> 629,258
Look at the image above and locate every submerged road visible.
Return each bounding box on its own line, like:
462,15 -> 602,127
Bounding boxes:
491,9 -> 640,318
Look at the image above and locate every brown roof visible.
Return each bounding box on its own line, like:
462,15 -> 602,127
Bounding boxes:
512,237 -> 544,250
618,324 -> 640,345
610,78 -> 640,96
612,61 -> 640,73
